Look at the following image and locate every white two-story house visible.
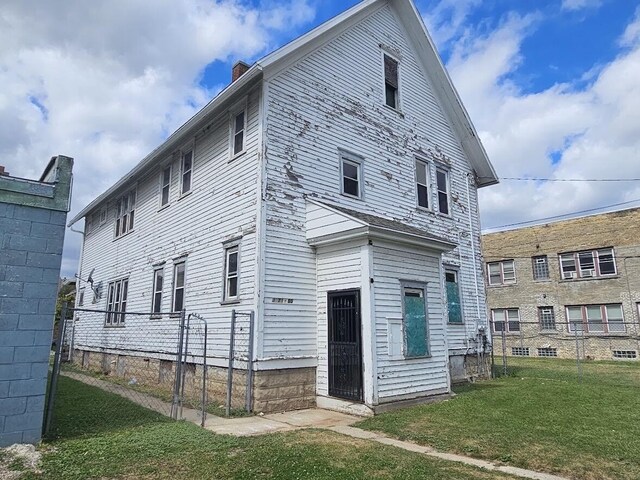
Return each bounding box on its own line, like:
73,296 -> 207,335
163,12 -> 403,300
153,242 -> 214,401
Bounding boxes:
68,0 -> 498,415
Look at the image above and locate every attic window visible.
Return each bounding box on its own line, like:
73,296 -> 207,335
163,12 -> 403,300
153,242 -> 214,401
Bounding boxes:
383,54 -> 399,109
232,109 -> 246,156
181,150 -> 193,195
160,165 -> 171,206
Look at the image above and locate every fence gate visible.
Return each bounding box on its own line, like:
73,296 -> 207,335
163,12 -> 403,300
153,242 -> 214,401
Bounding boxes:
43,304 -> 208,438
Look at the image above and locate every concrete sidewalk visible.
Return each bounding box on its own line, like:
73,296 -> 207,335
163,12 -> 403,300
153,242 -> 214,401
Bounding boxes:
204,408 -> 568,480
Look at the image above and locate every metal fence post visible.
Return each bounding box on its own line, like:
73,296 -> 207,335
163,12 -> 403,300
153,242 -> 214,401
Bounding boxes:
574,322 -> 583,382
501,327 -> 507,376
245,311 -> 255,413
179,311 -> 192,420
201,320 -> 208,427
226,309 -> 237,417
43,302 -> 68,437
171,309 -> 187,420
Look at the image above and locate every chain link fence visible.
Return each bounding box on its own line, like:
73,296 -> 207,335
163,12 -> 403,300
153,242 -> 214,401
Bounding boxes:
44,304 -> 255,438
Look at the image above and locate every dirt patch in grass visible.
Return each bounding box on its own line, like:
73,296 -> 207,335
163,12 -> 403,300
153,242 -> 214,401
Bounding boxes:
0,444 -> 42,479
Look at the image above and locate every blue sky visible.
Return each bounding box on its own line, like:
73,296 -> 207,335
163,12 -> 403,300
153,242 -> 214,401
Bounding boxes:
1,0 -> 639,276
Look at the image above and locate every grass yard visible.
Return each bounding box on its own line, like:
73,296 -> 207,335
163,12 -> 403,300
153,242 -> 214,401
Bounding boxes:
18,376 -> 516,480
358,357 -> 640,480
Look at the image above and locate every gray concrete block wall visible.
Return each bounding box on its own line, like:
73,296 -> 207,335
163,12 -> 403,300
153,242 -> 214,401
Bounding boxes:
0,155 -> 72,447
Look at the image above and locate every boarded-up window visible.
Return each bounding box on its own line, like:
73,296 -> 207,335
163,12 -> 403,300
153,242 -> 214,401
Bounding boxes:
384,54 -> 398,109
445,270 -> 462,323
402,285 -> 429,357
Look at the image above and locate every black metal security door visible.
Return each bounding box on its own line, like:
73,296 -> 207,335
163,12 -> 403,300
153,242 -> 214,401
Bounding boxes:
328,290 -> 363,401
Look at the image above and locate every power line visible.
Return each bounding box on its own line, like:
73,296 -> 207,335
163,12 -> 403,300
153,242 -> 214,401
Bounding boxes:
487,177 -> 640,182
483,198 -> 640,231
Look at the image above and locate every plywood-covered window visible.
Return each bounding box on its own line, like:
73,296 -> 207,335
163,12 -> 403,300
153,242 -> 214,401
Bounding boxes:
445,269 -> 463,324
401,283 -> 429,358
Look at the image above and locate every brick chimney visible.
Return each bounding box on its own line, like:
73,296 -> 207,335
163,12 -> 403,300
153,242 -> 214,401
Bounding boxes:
0,166 -> 8,176
232,61 -> 250,82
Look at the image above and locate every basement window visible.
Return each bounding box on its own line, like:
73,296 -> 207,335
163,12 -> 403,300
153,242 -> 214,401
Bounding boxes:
383,54 -> 399,109
612,350 -> 637,359
537,347 -> 557,357
512,347 -> 530,356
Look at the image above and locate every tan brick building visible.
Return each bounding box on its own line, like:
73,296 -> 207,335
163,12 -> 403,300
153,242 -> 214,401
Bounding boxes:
482,207 -> 640,361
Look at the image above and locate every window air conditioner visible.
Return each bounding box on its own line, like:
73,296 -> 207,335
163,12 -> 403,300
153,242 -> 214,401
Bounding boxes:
562,271 -> 576,280
581,269 -> 594,277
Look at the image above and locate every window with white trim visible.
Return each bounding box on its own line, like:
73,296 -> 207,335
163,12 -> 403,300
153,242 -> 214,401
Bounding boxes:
172,262 -> 186,313
152,267 -> 164,314
566,304 -> 625,333
232,109 -> 246,156
383,54 -> 399,109
415,158 -> 430,209
223,245 -> 239,301
532,255 -> 549,280
340,152 -> 362,198
115,190 -> 136,238
487,260 -> 516,286
435,167 -> 449,215
78,288 -> 85,306
160,165 -> 171,207
181,151 -> 193,195
105,278 -> 128,326
538,307 -> 556,330
492,308 -> 520,333
559,248 -> 616,280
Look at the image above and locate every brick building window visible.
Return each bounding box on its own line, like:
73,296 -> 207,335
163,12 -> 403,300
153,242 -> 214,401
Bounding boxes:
487,260 -> 516,286
559,248 -> 616,280
566,304 -> 625,333
512,347 -> 530,356
538,307 -> 556,330
537,347 -> 557,357
492,308 -> 520,333
612,350 -> 637,359
532,255 -> 549,280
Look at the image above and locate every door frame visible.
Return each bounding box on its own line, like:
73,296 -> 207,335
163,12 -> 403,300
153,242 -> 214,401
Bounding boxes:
327,288 -> 364,402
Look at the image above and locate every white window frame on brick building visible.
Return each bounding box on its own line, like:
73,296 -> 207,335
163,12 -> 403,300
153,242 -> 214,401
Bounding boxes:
532,255 -> 549,280
559,248 -> 616,280
566,304 -> 625,333
491,308 -> 520,333
487,260 -> 516,286
115,189 -> 136,238
105,278 -> 128,327
538,306 -> 556,331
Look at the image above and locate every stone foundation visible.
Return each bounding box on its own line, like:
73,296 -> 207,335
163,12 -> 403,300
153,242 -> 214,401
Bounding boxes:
70,350 -> 316,413
493,336 -> 640,361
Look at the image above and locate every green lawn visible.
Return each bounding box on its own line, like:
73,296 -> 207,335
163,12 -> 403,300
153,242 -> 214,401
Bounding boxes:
357,358 -> 640,480
20,376 -> 514,479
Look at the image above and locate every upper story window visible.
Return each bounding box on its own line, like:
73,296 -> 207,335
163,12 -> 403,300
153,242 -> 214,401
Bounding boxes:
232,109 -> 246,157
567,304 -> 624,333
487,260 -> 516,286
340,151 -> 362,199
78,288 -> 85,306
99,208 -> 107,226
415,158 -> 430,209
115,190 -> 136,238
172,261 -> 186,313
223,245 -> 240,301
105,278 -> 128,327
559,248 -> 616,280
532,255 -> 549,280
383,54 -> 399,109
152,267 -> 164,314
435,167 -> 450,215
181,150 -> 193,195
160,165 -> 171,207
492,308 -> 520,333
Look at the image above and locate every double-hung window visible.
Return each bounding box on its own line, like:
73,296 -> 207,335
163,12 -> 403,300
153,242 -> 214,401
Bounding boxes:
160,165 -> 171,207
435,167 -> 450,215
532,255 -> 549,280
115,190 -> 136,238
567,304 -> 625,333
415,158 -> 430,209
492,308 -> 520,333
340,152 -> 362,199
232,109 -> 246,157
224,245 -> 239,301
181,151 -> 193,195
105,278 -> 128,326
487,260 -> 516,286
383,54 -> 399,109
559,248 -> 616,279
172,262 -> 186,313
152,267 -> 164,314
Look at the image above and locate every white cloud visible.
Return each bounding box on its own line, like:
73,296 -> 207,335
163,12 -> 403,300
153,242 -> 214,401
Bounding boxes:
421,0 -> 482,48
0,0 -> 315,277
561,0 -> 602,12
439,9 -> 640,230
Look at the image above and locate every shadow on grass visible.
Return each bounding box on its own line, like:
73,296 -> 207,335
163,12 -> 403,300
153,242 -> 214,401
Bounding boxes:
45,375 -> 171,442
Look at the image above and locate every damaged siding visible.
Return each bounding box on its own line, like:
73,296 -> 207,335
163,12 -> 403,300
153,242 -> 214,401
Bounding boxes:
261,4 -> 486,362
78,87 -> 262,363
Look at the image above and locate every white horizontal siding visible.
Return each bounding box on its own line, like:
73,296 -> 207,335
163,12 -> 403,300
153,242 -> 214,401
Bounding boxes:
306,201 -> 364,241
77,87 -> 262,361
262,3 -> 487,362
372,242 -> 449,398
315,242 -> 364,396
